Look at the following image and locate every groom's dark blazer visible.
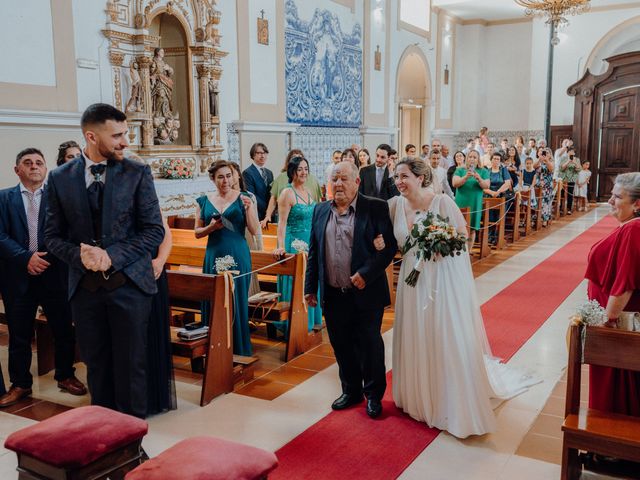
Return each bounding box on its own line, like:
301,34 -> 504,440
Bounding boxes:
44,156 -> 164,298
305,193 -> 398,308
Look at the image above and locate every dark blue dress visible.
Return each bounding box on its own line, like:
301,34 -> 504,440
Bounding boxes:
197,195 -> 252,356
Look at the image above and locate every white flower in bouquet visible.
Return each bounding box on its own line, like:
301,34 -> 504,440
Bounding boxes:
570,300 -> 607,326
215,255 -> 237,273
402,211 -> 467,287
291,239 -> 309,254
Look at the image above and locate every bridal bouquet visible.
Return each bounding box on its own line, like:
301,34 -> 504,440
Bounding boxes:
402,211 -> 467,287
291,239 -> 309,254
215,255 -> 237,274
569,300 -> 607,327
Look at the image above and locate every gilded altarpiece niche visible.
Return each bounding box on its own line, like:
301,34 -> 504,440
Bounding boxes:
103,0 -> 227,215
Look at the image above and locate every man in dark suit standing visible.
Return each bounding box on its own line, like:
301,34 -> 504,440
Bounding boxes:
0,148 -> 86,407
305,161 -> 397,418
45,104 -> 164,418
359,143 -> 399,200
242,142 -> 273,222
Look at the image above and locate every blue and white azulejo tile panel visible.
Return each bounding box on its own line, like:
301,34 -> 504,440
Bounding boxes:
285,0 -> 362,127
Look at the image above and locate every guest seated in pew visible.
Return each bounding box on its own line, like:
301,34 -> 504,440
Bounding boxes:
585,172 -> 640,417
230,162 -> 262,297
483,153 -> 513,245
272,156 -> 323,334
536,147 -> 555,227
453,150 -> 490,247
195,161 -> 260,357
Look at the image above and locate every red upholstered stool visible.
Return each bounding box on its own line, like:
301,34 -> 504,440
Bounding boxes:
125,436 -> 278,480
4,405 -> 148,480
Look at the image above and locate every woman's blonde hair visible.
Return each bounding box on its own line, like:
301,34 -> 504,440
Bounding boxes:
395,157 -> 433,188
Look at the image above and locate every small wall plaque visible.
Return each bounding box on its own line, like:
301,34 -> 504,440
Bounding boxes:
258,9 -> 269,45
374,45 -> 382,71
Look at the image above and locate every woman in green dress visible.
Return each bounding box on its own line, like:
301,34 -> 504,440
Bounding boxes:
272,156 -> 323,333
195,160 -> 260,356
453,150 -> 490,246
262,149 -> 322,227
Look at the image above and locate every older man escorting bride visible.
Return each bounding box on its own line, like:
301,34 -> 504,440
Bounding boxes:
376,158 -> 536,438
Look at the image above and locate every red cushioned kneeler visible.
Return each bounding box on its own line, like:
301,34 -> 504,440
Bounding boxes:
4,405 -> 148,480
125,436 -> 278,480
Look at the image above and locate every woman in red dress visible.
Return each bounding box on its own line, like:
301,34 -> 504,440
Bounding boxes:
585,172 -> 640,415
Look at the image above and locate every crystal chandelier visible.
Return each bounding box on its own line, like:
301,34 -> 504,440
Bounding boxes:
515,0 -> 590,43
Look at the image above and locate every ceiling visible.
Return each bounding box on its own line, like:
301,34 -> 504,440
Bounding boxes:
432,0 -> 640,22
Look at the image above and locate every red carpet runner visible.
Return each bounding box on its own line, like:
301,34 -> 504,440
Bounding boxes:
271,216 -> 617,480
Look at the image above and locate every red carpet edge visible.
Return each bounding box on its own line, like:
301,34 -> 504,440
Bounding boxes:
271,215 -> 617,480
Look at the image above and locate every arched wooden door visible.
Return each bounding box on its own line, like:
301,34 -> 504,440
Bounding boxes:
596,86 -> 640,198
568,52 -> 640,200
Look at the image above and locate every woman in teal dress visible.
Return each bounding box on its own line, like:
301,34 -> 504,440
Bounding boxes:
272,156 -> 323,333
195,160 -> 260,357
452,150 -> 489,246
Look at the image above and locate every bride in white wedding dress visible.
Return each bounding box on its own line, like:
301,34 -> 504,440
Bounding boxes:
380,158 -> 537,439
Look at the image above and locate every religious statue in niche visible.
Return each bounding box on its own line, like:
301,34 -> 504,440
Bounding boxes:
150,47 -> 180,144
208,79 -> 219,117
125,61 -> 143,112
257,10 -> 269,45
374,45 -> 381,71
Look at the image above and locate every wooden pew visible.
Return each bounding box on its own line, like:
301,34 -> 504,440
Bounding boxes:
167,215 -> 196,230
473,203 -> 492,259
167,244 -> 321,362
518,190 -> 533,237
459,207 -> 471,238
562,325 -> 640,479
248,252 -> 323,361
482,197 -> 506,250
166,270 -> 257,406
504,191 -> 522,243
532,187 -> 543,232
553,180 -> 563,221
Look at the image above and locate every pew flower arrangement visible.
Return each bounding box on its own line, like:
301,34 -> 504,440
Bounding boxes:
402,211 -> 467,287
291,239 -> 309,254
215,255 -> 237,274
569,300 -> 607,327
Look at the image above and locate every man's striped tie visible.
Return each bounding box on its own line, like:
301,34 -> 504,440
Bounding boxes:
23,191 -> 39,252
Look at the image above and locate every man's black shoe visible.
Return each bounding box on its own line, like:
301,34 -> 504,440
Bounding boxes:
331,393 -> 363,410
366,398 -> 382,418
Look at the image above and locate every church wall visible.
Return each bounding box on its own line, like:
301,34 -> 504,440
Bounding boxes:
452,23 -> 484,133
0,0 -> 81,189
529,7 -> 640,129
451,5 -> 637,147
386,6 -> 438,146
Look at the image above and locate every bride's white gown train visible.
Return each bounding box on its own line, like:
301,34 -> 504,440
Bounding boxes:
391,194 -> 537,438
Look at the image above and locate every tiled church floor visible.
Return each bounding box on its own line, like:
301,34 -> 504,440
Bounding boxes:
0,204 -> 625,479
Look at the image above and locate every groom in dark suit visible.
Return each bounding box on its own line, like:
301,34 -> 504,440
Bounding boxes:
305,161 -> 397,418
45,103 -> 164,417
